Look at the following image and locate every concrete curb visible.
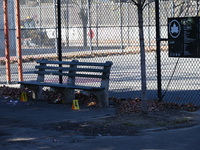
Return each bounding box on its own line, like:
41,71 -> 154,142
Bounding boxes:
140,123 -> 198,133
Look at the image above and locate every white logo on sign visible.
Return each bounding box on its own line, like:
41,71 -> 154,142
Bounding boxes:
169,20 -> 181,38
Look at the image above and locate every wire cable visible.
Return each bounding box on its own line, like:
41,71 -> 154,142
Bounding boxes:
162,57 -> 180,98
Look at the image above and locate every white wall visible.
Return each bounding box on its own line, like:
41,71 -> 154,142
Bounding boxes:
0,0 -> 16,56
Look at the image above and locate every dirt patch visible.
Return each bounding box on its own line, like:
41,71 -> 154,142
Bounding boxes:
45,109 -> 198,136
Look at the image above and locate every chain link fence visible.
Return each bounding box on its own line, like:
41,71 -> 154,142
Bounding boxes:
0,0 -> 200,105
160,0 -> 200,104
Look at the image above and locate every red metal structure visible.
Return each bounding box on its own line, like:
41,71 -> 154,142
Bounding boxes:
15,0 -> 23,81
3,0 -> 11,83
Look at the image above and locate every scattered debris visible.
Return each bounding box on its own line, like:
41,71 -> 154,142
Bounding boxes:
0,85 -> 32,100
109,97 -> 200,114
1,85 -> 200,112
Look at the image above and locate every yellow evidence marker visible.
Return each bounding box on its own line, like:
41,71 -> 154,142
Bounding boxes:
72,100 -> 80,110
20,92 -> 28,102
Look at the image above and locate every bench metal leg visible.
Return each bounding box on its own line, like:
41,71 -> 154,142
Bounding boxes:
20,84 -> 43,100
63,89 -> 75,104
36,86 -> 43,100
91,90 -> 109,107
53,88 -> 75,104
102,89 -> 109,107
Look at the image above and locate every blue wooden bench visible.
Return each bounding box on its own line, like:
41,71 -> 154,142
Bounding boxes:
18,59 -> 113,107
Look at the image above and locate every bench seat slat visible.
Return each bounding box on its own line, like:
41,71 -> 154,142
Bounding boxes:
18,81 -> 104,91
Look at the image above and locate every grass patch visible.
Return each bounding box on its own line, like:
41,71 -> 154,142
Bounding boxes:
155,121 -> 168,126
122,122 -> 137,127
155,117 -> 193,127
173,117 -> 193,124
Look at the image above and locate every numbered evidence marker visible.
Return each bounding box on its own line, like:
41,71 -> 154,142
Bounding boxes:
20,92 -> 28,102
72,100 -> 80,110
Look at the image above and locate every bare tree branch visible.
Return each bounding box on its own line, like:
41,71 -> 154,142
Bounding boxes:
143,0 -> 155,10
130,0 -> 155,9
141,0 -> 146,7
130,0 -> 139,6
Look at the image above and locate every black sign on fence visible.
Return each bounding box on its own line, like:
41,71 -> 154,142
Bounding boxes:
168,17 -> 200,58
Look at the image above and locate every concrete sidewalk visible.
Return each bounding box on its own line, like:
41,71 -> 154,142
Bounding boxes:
1,100 -> 200,150
0,99 -> 116,123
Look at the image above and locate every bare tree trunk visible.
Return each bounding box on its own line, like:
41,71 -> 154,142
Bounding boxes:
79,0 -> 88,47
81,12 -> 88,47
137,2 -> 147,113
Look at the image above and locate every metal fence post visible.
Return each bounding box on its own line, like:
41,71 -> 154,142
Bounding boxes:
87,0 -> 93,53
57,0 -> 62,83
155,0 -> 162,101
120,0 -> 124,52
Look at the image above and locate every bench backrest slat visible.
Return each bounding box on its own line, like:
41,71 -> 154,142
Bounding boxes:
36,60 -> 113,67
35,59 -> 113,85
35,71 -> 108,79
35,66 -> 108,73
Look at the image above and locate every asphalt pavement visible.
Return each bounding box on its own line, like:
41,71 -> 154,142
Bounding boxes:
1,99 -> 200,150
